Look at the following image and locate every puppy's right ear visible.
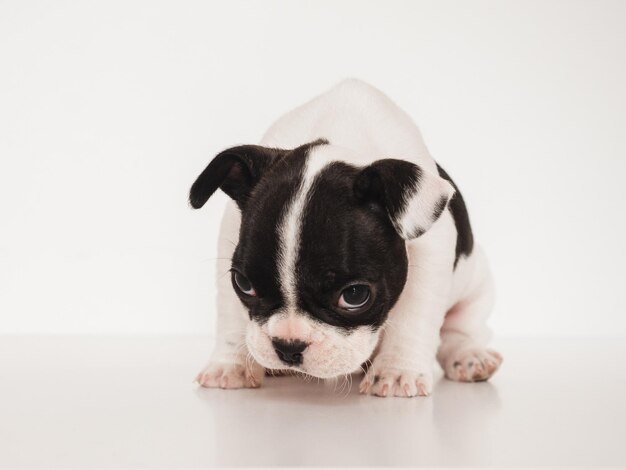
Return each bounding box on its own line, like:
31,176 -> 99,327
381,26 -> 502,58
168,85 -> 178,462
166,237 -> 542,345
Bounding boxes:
189,145 -> 285,209
354,159 -> 455,239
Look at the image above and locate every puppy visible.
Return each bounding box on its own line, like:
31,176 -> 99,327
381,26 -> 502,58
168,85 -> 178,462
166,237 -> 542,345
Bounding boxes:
190,79 -> 502,397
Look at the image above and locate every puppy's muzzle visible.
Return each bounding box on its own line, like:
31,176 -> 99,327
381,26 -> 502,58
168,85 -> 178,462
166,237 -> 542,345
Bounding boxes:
272,339 -> 308,366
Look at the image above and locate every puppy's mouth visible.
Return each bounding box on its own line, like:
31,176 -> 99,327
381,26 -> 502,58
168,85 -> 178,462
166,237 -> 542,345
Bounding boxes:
244,316 -> 381,379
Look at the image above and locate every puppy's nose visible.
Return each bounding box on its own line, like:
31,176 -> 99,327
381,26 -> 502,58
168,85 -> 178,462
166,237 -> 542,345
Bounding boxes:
272,339 -> 308,366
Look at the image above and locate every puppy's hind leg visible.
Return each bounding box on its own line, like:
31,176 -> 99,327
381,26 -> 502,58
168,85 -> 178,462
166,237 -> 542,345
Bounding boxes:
437,247 -> 502,382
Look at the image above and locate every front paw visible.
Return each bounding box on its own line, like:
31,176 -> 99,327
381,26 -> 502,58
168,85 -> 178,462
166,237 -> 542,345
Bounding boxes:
196,360 -> 264,389
359,365 -> 433,397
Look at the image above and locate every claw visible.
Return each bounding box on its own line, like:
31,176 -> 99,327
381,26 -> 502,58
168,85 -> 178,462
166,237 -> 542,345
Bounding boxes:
490,350 -> 503,362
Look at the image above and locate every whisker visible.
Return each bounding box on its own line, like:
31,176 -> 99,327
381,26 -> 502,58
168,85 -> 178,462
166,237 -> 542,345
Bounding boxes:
341,374 -> 349,396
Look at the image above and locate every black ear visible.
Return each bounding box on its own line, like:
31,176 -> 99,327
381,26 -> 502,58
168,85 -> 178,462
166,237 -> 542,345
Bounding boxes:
189,145 -> 285,209
354,159 -> 455,239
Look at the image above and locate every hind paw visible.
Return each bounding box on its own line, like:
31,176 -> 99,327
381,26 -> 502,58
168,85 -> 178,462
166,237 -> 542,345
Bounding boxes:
445,348 -> 502,382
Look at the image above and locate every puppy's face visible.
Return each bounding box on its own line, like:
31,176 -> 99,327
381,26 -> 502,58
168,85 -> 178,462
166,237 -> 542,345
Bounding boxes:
190,140 -> 453,378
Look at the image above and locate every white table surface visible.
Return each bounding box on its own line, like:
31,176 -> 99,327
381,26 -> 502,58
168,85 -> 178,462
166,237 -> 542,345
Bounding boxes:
0,336 -> 624,468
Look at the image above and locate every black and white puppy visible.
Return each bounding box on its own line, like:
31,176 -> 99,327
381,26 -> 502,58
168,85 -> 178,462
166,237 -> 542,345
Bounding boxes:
190,79 -> 502,397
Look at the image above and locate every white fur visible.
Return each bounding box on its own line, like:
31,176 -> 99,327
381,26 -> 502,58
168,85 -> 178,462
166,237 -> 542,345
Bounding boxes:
276,148 -> 334,309
247,319 -> 379,379
395,169 -> 455,239
196,79 -> 501,395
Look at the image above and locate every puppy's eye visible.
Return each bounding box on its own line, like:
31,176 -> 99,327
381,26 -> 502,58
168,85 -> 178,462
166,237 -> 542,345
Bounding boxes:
233,272 -> 257,297
337,285 -> 370,310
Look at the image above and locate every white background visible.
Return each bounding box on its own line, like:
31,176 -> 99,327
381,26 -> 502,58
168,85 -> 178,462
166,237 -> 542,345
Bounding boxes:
1,0 -> 625,337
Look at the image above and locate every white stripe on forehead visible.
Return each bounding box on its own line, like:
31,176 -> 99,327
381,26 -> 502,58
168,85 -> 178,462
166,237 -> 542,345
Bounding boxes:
277,146 -> 335,309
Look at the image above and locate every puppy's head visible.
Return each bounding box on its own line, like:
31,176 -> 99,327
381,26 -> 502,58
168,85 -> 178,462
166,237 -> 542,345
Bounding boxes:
190,140 -> 454,378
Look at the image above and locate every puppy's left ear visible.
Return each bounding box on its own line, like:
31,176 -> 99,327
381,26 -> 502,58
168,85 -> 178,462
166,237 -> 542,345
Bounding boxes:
354,159 -> 455,239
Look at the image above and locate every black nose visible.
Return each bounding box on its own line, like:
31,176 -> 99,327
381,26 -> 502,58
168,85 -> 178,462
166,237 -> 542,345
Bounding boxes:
272,339 -> 308,366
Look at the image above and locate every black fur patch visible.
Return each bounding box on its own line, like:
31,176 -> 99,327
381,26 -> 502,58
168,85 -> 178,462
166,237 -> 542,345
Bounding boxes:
230,142 -> 318,321
436,163 -> 474,268
431,195 -> 448,223
353,158 -> 422,227
296,161 -> 408,330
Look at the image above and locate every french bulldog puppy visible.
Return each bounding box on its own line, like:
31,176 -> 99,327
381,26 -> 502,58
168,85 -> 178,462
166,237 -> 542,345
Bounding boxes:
190,79 -> 501,397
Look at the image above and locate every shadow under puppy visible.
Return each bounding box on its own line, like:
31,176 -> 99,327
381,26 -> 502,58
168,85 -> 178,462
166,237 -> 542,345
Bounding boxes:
190,79 -> 502,397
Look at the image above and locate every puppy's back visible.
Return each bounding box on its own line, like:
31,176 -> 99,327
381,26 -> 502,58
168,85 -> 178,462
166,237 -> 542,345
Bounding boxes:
261,79 -> 435,171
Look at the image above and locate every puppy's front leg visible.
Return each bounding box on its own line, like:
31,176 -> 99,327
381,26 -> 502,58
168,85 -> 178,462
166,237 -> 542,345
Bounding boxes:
196,202 -> 265,389
360,229 -> 454,397
196,284 -> 265,389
